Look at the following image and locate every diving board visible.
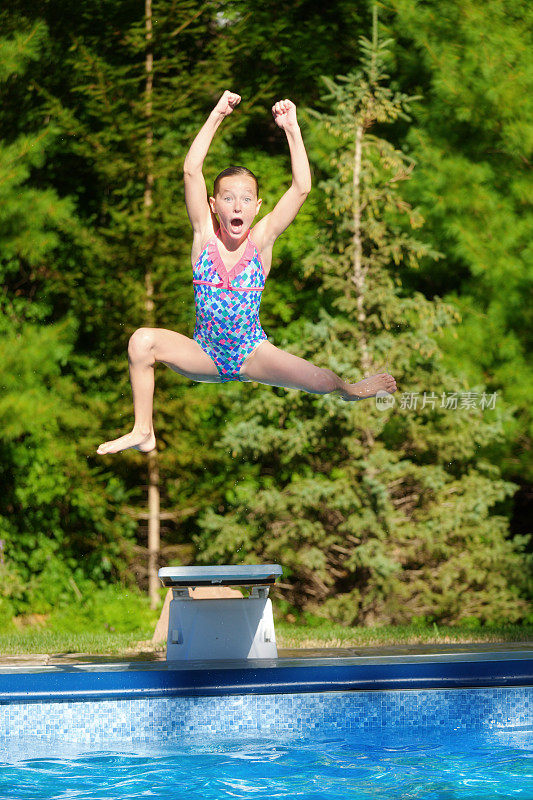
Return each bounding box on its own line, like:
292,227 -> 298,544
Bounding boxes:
158,564 -> 282,661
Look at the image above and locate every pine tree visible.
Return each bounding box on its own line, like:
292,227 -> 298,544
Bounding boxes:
194,7 -> 531,625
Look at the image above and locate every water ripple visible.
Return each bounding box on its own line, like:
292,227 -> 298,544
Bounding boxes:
0,727 -> 531,800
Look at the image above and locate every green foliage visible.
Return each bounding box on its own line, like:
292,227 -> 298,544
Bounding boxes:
46,585 -> 158,635
0,20 -> 48,81
0,317 -> 138,614
389,0 -> 533,481
0,24 -> 137,615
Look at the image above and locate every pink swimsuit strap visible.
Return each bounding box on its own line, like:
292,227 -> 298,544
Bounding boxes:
192,233 -> 266,291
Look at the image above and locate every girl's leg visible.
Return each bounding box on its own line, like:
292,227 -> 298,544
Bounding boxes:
240,341 -> 397,399
97,327 -> 221,455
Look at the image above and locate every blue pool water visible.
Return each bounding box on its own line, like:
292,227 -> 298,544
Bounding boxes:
1,726 -> 532,799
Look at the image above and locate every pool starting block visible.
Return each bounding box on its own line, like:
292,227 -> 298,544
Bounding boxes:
158,564 -> 283,661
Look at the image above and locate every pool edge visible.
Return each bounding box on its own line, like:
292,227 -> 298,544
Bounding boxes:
1,648 -> 531,703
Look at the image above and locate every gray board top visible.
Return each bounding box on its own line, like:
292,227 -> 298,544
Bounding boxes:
158,564 -> 283,587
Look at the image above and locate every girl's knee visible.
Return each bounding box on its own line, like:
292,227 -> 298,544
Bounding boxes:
128,327 -> 155,359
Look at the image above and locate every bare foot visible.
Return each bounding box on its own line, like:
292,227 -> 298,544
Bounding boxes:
97,429 -> 156,455
339,373 -> 397,401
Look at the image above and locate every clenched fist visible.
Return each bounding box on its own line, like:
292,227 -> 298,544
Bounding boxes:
214,90 -> 241,118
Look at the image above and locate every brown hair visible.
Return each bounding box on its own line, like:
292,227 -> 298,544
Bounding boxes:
213,166 -> 259,197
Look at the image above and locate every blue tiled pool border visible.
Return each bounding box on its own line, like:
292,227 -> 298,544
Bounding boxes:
1,687 -> 532,743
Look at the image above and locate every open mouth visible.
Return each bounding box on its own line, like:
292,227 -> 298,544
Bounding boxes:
230,217 -> 244,233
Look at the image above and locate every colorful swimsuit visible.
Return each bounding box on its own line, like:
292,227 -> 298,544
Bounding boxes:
193,233 -> 268,381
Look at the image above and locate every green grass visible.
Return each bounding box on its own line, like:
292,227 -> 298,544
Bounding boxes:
275,621 -> 533,649
0,630 -> 159,657
0,585 -> 161,656
0,621 -> 530,657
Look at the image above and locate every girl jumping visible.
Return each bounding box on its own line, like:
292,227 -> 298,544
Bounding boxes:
97,91 -> 397,455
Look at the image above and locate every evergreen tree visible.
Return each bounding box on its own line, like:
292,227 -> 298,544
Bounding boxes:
194,8 -> 531,625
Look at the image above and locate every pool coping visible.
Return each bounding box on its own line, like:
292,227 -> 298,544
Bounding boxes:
1,644 -> 532,703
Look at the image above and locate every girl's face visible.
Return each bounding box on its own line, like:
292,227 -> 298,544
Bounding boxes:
209,176 -> 262,240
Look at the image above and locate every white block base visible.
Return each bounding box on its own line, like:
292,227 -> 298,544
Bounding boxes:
166,595 -> 278,661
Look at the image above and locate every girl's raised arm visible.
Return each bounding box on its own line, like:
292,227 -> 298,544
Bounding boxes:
253,100 -> 311,249
183,91 -> 241,236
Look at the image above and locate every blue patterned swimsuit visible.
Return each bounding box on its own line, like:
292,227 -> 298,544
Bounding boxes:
192,233 -> 268,381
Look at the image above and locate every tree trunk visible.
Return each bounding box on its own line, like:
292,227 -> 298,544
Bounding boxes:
352,122 -> 375,451
351,122 -> 371,376
144,0 -> 160,609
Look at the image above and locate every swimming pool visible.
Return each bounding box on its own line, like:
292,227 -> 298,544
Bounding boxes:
1,646 -> 532,799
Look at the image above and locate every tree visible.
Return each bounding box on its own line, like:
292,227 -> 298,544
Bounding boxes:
193,7 -> 531,625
